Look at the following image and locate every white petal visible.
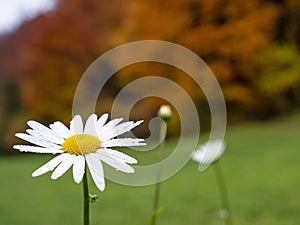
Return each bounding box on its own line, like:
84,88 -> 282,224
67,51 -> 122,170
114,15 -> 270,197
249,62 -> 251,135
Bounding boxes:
191,147 -> 204,160
70,115 -> 83,135
85,153 -> 105,191
72,155 -> 85,183
27,120 -> 64,144
102,148 -> 137,164
32,154 -> 68,177
98,121 -> 131,140
84,114 -> 97,135
97,151 -> 134,173
191,140 -> 226,172
97,118 -> 123,137
192,140 -> 225,165
104,120 -> 143,139
97,113 -> 109,128
50,121 -> 71,139
15,133 -> 61,149
51,154 -> 76,180
13,145 -> 63,154
101,138 -> 146,147
26,129 -> 43,138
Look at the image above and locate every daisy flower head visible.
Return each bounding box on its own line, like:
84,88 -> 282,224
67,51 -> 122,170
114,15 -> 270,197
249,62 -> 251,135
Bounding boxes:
13,114 -> 146,191
191,139 -> 225,171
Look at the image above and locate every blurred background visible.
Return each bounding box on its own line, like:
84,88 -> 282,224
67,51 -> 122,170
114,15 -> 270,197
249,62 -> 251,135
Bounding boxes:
0,1 -> 300,225
1,0 -> 300,153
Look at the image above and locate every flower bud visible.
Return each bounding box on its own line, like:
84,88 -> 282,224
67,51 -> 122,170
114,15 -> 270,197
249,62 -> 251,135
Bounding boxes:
157,105 -> 172,121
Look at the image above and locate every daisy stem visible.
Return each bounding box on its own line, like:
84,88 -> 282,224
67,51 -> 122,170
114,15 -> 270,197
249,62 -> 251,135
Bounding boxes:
83,167 -> 90,225
150,122 -> 166,225
212,161 -> 233,225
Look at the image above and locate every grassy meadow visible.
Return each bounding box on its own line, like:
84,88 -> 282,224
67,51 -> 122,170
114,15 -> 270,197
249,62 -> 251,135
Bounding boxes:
0,112 -> 299,225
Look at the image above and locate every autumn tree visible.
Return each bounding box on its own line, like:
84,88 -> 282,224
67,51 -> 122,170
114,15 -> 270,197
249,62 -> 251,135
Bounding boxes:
114,0 -> 282,120
16,0 -> 126,122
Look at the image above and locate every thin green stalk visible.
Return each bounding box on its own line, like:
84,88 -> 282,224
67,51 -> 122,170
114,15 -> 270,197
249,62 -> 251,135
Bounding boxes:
151,174 -> 162,225
150,122 -> 166,225
83,167 -> 90,225
212,161 -> 233,225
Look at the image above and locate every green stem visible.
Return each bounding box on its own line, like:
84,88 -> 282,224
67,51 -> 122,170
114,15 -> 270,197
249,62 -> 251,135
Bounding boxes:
150,122 -> 166,225
212,161 -> 233,225
151,176 -> 161,225
83,167 -> 90,225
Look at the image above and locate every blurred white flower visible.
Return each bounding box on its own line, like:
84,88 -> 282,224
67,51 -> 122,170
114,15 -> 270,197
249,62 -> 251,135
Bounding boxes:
14,114 -> 146,191
191,139 -> 225,171
157,105 -> 172,121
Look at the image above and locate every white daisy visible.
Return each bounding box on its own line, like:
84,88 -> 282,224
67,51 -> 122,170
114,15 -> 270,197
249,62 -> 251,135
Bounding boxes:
13,114 -> 146,191
191,139 -> 225,171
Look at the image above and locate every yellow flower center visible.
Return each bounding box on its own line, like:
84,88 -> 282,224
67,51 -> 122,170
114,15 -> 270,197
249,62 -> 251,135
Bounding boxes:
62,134 -> 101,155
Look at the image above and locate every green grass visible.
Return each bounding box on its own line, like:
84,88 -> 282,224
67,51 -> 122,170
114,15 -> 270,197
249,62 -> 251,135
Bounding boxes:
1,113 -> 300,225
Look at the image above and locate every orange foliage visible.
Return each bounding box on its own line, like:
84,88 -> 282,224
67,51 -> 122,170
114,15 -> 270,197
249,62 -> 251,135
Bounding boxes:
1,0 -> 298,132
